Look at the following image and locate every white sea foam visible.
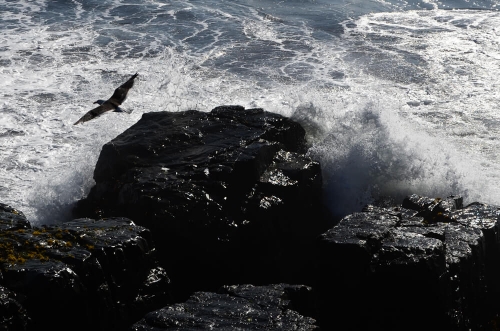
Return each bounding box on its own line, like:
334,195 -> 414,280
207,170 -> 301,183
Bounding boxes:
312,9 -> 500,216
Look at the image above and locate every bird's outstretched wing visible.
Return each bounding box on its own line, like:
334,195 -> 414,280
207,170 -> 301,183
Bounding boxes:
108,73 -> 139,107
74,73 -> 139,125
73,101 -> 116,125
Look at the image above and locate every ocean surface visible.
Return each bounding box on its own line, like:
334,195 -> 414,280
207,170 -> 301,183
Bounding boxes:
1,0 -> 500,224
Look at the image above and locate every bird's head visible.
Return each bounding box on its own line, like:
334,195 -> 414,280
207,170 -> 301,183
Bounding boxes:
94,100 -> 106,105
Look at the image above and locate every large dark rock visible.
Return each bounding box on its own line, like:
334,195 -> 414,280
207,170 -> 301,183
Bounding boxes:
131,284 -> 318,330
74,106 -> 328,298
0,204 -> 171,331
317,194 -> 500,330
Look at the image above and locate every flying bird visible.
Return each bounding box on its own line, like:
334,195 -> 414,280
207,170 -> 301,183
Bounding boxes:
74,73 -> 139,125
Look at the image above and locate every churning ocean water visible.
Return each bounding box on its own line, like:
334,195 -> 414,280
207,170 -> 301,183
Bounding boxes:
1,0 -> 500,224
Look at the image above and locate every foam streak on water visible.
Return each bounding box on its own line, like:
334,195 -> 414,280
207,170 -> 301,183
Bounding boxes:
1,0 -> 500,223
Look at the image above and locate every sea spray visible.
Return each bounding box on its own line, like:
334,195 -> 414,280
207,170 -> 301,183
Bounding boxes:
307,95 -> 469,218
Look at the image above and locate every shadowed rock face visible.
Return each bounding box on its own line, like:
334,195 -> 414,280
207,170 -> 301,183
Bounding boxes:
131,284 -> 318,331
317,194 -> 500,331
74,106 -> 328,298
0,284 -> 28,331
0,205 -> 172,331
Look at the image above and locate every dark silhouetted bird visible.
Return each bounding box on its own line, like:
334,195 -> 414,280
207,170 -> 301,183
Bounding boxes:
74,73 -> 138,125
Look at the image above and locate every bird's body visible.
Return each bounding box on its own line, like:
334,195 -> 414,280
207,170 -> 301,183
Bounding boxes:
74,73 -> 138,125
93,99 -> 127,113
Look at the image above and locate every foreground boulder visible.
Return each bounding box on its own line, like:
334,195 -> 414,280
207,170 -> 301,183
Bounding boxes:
74,106 -> 328,298
131,284 -> 318,330
0,204 -> 171,331
317,194 -> 500,330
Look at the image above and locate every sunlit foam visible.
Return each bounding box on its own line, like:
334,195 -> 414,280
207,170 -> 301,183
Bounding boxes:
307,92 -> 469,218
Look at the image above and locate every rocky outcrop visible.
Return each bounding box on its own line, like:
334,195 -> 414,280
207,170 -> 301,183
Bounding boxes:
317,194 -> 500,330
7,104 -> 500,330
0,204 -> 171,331
131,284 -> 318,330
74,106 -> 328,298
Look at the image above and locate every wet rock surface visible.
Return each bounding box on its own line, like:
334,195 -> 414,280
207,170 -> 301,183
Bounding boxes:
6,104 -> 500,331
131,284 -> 318,330
0,205 -> 171,331
74,106 -> 328,297
317,194 -> 500,331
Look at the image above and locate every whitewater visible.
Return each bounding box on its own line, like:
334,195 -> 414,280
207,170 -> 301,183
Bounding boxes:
1,0 -> 500,224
